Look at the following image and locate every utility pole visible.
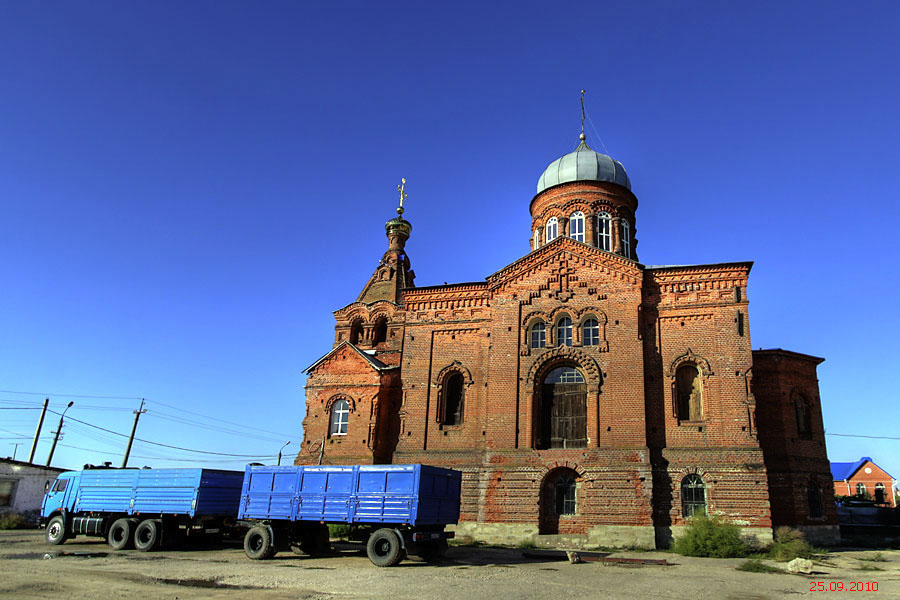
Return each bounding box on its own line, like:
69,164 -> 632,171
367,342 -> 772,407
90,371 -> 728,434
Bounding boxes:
122,399 -> 146,468
47,401 -> 74,467
277,441 -> 291,466
28,398 -> 49,464
11,443 -> 21,460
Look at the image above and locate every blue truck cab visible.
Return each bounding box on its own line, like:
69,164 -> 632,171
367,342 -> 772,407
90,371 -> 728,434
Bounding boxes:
238,464 -> 462,566
41,467 -> 244,551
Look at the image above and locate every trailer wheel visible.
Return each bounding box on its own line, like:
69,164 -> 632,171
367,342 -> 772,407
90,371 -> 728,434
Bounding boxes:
108,518 -> 136,551
45,515 -> 68,546
416,539 -> 448,562
244,526 -> 276,560
134,519 -> 161,552
367,528 -> 404,567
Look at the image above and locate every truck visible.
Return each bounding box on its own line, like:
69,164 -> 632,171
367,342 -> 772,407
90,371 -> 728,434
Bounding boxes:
238,464 -> 461,566
41,467 -> 244,551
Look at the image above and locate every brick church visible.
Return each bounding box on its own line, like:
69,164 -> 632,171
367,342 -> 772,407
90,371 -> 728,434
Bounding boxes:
297,132 -> 839,547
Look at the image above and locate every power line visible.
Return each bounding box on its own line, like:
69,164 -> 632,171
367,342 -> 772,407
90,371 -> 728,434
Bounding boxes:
827,432 -> 900,441
0,389 -> 141,400
146,410 -> 288,444
148,399 -> 296,439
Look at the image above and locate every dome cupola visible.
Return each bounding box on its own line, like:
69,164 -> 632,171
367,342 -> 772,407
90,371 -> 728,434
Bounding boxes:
536,133 -> 631,195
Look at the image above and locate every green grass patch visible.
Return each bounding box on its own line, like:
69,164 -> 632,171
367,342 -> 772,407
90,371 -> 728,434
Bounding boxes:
736,558 -> 786,574
672,514 -> 749,558
858,552 -> 887,562
855,563 -> 884,571
0,513 -> 29,530
766,527 -> 818,562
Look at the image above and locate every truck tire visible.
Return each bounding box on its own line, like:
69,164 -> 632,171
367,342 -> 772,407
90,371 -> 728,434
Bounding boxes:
45,515 -> 68,546
367,528 -> 404,567
244,526 -> 276,560
416,539 -> 448,562
134,519 -> 162,552
108,518 -> 136,550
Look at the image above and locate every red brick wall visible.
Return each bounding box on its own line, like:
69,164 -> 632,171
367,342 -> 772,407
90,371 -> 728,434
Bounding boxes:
836,461 -> 896,507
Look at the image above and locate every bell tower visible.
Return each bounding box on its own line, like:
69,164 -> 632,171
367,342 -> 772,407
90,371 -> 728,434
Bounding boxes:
356,178 -> 415,304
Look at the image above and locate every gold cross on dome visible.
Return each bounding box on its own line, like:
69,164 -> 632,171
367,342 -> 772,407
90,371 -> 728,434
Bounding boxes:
396,178 -> 407,215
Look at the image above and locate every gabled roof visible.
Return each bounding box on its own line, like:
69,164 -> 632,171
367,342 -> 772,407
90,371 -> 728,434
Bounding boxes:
303,341 -> 397,374
830,457 -> 895,481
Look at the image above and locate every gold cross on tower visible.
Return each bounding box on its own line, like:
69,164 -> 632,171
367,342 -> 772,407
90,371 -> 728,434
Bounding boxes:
397,178 -> 407,215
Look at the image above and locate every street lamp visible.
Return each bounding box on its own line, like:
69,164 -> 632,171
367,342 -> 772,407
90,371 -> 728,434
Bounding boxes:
46,401 -> 74,467
277,441 -> 291,466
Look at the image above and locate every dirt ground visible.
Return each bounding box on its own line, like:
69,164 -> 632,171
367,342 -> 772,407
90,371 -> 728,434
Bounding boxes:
1,530 -> 898,599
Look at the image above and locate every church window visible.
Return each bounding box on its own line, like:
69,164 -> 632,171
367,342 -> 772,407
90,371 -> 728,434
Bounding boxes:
441,372 -> 465,426
555,475 -> 576,515
808,480 -> 823,518
676,364 -> 703,421
875,482 -> 886,504
329,399 -> 349,437
533,228 -> 540,250
546,217 -> 558,243
621,219 -> 631,258
681,474 -> 707,517
556,317 -> 573,347
582,318 -> 599,346
856,482 -> 867,497
530,322 -> 546,349
349,320 -> 363,345
537,366 -> 586,449
372,317 -> 388,345
569,211 -> 585,243
596,212 -> 611,251
794,392 -> 812,438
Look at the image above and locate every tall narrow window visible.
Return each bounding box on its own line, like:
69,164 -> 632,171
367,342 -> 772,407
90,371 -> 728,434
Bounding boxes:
808,481 -> 823,518
533,228 -> 540,250
349,320 -> 363,345
0,480 -> 15,507
582,318 -> 599,346
596,212 -> 611,251
556,317 -> 572,347
676,364 -> 703,421
569,211 -> 585,243
442,373 -> 465,426
681,474 -> 706,517
329,399 -> 349,437
555,475 -> 576,515
621,219 -> 631,258
530,322 -> 546,349
545,217 -> 558,243
856,482 -> 867,497
372,317 -> 388,345
875,482 -> 886,504
794,393 -> 812,438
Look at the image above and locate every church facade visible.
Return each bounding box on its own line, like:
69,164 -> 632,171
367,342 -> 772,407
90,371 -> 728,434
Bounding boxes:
297,134 -> 839,547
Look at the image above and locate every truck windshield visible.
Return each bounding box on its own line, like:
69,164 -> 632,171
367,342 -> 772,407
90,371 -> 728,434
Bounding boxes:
52,479 -> 68,493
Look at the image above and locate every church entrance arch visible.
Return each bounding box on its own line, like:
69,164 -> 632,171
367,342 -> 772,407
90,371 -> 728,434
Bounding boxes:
536,365 -> 587,449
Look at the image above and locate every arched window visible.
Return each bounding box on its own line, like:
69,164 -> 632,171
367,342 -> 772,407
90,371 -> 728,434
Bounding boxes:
621,219 -> 631,258
349,320 -> 363,345
537,366 -> 587,449
596,212 -> 611,251
856,482 -> 868,497
555,475 -> 577,515
569,211 -> 584,243
533,228 -> 540,250
681,474 -> 706,518
808,481 -> 823,518
530,321 -> 546,349
329,399 -> 349,437
372,317 -> 388,345
441,372 -> 465,426
676,364 -> 703,421
556,317 -> 573,347
582,318 -> 599,346
875,482 -> 886,504
794,393 -> 812,438
545,217 -> 558,243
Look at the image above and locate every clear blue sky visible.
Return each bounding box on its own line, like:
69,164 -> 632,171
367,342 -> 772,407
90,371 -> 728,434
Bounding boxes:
1,2 -> 897,484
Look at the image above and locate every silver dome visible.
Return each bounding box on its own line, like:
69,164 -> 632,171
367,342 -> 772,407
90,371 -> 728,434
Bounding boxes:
536,138 -> 631,194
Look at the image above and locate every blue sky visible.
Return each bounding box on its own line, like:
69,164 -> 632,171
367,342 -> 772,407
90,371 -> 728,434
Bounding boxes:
1,2 -> 897,485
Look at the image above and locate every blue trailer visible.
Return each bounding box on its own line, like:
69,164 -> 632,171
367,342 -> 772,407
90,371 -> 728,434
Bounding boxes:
238,464 -> 462,566
41,467 -> 244,551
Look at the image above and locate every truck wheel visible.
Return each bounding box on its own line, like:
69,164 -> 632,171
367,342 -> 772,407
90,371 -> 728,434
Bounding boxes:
134,519 -> 161,552
367,528 -> 404,567
108,518 -> 136,551
416,539 -> 448,562
244,526 -> 276,560
45,515 -> 68,546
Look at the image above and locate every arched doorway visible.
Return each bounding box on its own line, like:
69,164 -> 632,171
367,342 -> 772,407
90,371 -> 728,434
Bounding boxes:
536,366 -> 587,449
539,467 -> 579,534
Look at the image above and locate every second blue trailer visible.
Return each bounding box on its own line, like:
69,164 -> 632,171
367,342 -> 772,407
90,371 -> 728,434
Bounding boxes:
238,464 -> 461,566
